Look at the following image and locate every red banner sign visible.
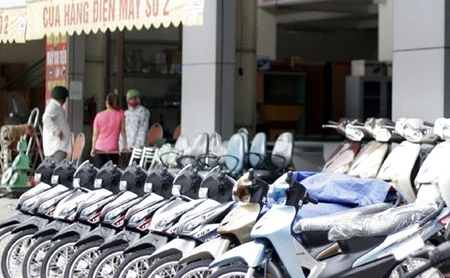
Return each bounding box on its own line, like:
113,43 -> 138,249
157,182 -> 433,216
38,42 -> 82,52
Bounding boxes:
45,33 -> 68,108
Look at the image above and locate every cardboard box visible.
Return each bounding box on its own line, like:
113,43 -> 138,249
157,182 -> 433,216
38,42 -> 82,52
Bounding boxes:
351,60 -> 383,76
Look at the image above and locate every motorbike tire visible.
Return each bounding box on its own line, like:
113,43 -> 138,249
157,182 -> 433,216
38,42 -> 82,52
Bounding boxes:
143,253 -> 181,278
1,228 -> 37,278
63,239 -> 103,278
173,259 -> 213,278
88,243 -> 128,278
0,226 -> 18,278
113,248 -> 155,278
21,234 -> 54,278
40,236 -> 79,278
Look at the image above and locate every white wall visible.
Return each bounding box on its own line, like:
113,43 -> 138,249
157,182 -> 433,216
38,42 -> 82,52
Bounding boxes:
276,27 -> 378,61
378,0 -> 393,61
257,9 -> 276,59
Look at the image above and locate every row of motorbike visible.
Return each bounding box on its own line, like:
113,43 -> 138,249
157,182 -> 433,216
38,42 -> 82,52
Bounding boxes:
0,116 -> 449,277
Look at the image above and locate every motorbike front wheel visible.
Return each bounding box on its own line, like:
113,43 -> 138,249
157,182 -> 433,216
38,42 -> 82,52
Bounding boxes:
1,228 -> 37,278
143,254 -> 181,278
40,236 -> 78,278
173,259 -> 213,278
63,239 -> 103,278
113,248 -> 155,278
21,234 -> 54,278
88,244 -> 127,278
0,226 -> 19,278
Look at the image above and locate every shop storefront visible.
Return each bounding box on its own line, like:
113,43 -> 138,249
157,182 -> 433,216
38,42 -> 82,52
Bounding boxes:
0,0 -> 204,137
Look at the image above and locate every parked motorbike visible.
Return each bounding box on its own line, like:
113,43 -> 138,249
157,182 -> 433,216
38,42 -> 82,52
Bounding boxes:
207,119 -> 450,278
36,161 -> 128,278
64,164 -> 172,278
173,168 -> 270,278
111,164 -> 209,278
0,159 -> 79,278
85,165 -> 177,278
142,166 -> 237,278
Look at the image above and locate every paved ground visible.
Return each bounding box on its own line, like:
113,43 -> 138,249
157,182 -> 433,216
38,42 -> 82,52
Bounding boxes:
0,198 -> 18,221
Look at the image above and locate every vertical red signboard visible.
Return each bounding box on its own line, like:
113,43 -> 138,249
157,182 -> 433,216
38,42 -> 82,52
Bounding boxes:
45,33 -> 68,108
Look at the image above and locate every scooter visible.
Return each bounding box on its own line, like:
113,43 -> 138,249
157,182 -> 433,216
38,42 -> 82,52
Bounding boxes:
208,119 -> 450,278
174,168 -> 270,278
112,164 -> 207,278
0,159 -> 78,278
142,166 -> 237,278
37,161 -> 134,278
86,166 -> 177,278
63,163 -> 170,278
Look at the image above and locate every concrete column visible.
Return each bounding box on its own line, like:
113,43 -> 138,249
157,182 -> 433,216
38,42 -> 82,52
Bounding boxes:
378,0 -> 393,61
235,0 -> 257,134
392,0 -> 450,121
181,0 -> 236,141
257,9 -> 277,60
67,34 -> 85,137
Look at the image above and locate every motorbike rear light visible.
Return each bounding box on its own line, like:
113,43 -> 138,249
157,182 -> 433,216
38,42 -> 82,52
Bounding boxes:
438,212 -> 450,226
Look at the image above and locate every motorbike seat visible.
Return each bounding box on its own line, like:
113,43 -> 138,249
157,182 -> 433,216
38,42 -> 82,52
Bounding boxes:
294,203 -> 392,234
328,203 -> 437,241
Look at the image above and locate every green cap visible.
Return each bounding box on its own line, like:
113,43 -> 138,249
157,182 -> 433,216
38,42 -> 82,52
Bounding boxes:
126,89 -> 140,100
51,86 -> 69,100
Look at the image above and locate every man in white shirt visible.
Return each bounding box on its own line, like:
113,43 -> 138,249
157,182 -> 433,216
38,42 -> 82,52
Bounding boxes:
42,86 -> 72,164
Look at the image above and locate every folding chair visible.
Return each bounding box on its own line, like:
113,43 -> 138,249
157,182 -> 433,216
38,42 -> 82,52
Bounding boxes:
71,133 -> 85,167
139,146 -> 157,170
128,148 -> 144,166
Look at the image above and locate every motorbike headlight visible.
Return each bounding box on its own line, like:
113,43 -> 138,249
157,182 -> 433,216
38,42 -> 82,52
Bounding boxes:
21,195 -> 40,211
172,184 -> 181,196
104,203 -> 131,223
80,202 -> 104,219
73,178 -> 81,188
403,124 -> 424,143
34,173 -> 42,183
120,181 -> 127,191
51,175 -> 59,185
443,125 -> 450,142
372,125 -> 392,142
199,188 -> 209,199
144,183 -> 153,193
94,179 -> 103,189
156,213 -> 179,230
129,207 -> 155,227
182,215 -> 207,233
37,198 -> 57,213
54,201 -> 82,220
345,125 -> 364,141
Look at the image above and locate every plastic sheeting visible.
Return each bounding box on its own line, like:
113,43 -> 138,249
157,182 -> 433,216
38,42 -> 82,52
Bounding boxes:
294,203 -> 393,233
328,202 -> 437,241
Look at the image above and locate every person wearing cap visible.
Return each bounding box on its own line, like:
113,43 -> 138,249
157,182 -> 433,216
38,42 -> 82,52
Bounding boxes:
42,86 -> 72,164
119,89 -> 150,150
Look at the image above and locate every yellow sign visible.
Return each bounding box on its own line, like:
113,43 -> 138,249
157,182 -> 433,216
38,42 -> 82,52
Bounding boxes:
26,0 -> 205,41
0,6 -> 27,43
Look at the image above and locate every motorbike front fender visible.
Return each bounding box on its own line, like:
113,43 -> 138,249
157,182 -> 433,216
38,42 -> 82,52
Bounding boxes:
33,220 -> 70,238
11,216 -> 49,234
98,230 -> 141,252
209,240 -> 268,269
52,222 -> 92,241
0,212 -> 29,229
147,237 -> 197,261
75,226 -> 117,247
123,233 -> 169,255
179,237 -> 231,265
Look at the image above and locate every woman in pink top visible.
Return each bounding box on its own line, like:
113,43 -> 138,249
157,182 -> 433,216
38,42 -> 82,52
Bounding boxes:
90,93 -> 129,168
